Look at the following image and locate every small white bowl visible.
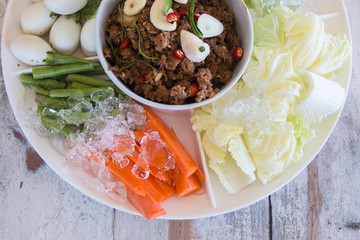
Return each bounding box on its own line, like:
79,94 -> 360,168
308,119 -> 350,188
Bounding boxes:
95,0 -> 253,111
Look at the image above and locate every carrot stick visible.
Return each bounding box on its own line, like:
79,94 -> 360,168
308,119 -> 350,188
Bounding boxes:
141,175 -> 176,202
172,167 -> 203,197
126,188 -> 167,220
126,145 -> 174,185
141,105 -> 201,178
195,169 -> 206,181
134,128 -> 148,143
105,158 -> 146,196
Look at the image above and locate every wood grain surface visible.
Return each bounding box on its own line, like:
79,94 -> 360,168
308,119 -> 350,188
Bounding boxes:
1,0 -> 359,239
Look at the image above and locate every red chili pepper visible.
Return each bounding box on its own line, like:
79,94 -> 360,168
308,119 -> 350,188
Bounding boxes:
167,12 -> 180,23
173,49 -> 185,60
188,82 -> 199,97
120,38 -> 131,49
140,75 -> 146,83
178,7 -> 186,16
232,46 -> 244,60
194,11 -> 207,20
193,12 -> 201,20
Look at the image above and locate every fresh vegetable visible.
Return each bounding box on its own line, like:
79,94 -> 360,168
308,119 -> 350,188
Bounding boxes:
65,74 -> 116,88
295,70 -> 346,124
193,13 -> 201,20
71,81 -> 93,89
197,14 -> 224,38
17,51 -> 205,220
105,160 -> 147,196
35,86 -> 51,96
200,122 -> 257,193
32,62 -> 96,79
20,74 -> 66,89
167,12 -> 179,23
245,0 -> 303,17
188,82 -> 199,97
50,88 -> 109,98
80,18 -> 97,56
124,0 -> 146,16
10,34 -> 51,65
10,34 -> 94,66
208,152 -> 256,194
71,0 -> 101,25
180,30 -> 210,62
120,38 -> 131,49
133,22 -> 159,61
308,33 -> 351,77
172,49 -> 185,60
73,0 -> 102,56
174,0 -> 188,4
192,4 -> 351,189
285,12 -> 325,70
141,104 -> 203,178
140,75 -> 146,83
178,7 -> 186,16
58,96 -> 205,220
150,0 -> 177,31
126,143 -> 174,185
164,0 -> 173,16
172,167 -> 202,197
21,2 -> 57,36
188,0 -> 203,37
232,46 -> 244,59
49,16 -> 81,55
141,175 -> 176,202
126,188 -> 166,220
44,0 -> 88,15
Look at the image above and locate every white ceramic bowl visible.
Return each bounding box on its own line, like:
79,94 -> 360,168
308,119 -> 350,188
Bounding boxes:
95,0 -> 253,111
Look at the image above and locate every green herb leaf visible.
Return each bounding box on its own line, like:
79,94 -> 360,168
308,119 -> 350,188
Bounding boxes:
118,4 -> 127,44
133,21 -> 160,60
164,0 -> 173,16
118,59 -> 136,72
189,0 -> 203,37
70,0 -> 101,25
137,60 -> 160,73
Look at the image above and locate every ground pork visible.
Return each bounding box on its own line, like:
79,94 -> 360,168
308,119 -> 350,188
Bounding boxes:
104,0 -> 241,105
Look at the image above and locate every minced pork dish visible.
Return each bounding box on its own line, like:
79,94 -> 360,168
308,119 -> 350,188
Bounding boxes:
104,0 -> 243,105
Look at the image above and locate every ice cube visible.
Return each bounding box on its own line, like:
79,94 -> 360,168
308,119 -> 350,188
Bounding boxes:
110,151 -> 130,168
139,131 -> 175,171
131,164 -> 149,179
59,101 -> 94,126
90,87 -> 114,102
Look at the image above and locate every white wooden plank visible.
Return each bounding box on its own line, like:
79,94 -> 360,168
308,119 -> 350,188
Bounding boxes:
114,213 -> 169,240
314,0 -> 360,239
193,200 -> 270,240
270,170 -> 309,240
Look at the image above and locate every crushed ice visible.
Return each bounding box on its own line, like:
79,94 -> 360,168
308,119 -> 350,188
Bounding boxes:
20,86 -> 174,199
62,93 -> 171,198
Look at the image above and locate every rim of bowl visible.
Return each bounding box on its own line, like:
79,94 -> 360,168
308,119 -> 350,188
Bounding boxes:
95,0 -> 254,111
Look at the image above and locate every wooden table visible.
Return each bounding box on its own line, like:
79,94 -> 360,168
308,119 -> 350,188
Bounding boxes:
1,1 -> 359,239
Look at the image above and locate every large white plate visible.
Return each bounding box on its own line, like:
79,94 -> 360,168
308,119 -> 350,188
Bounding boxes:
1,0 -> 352,219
